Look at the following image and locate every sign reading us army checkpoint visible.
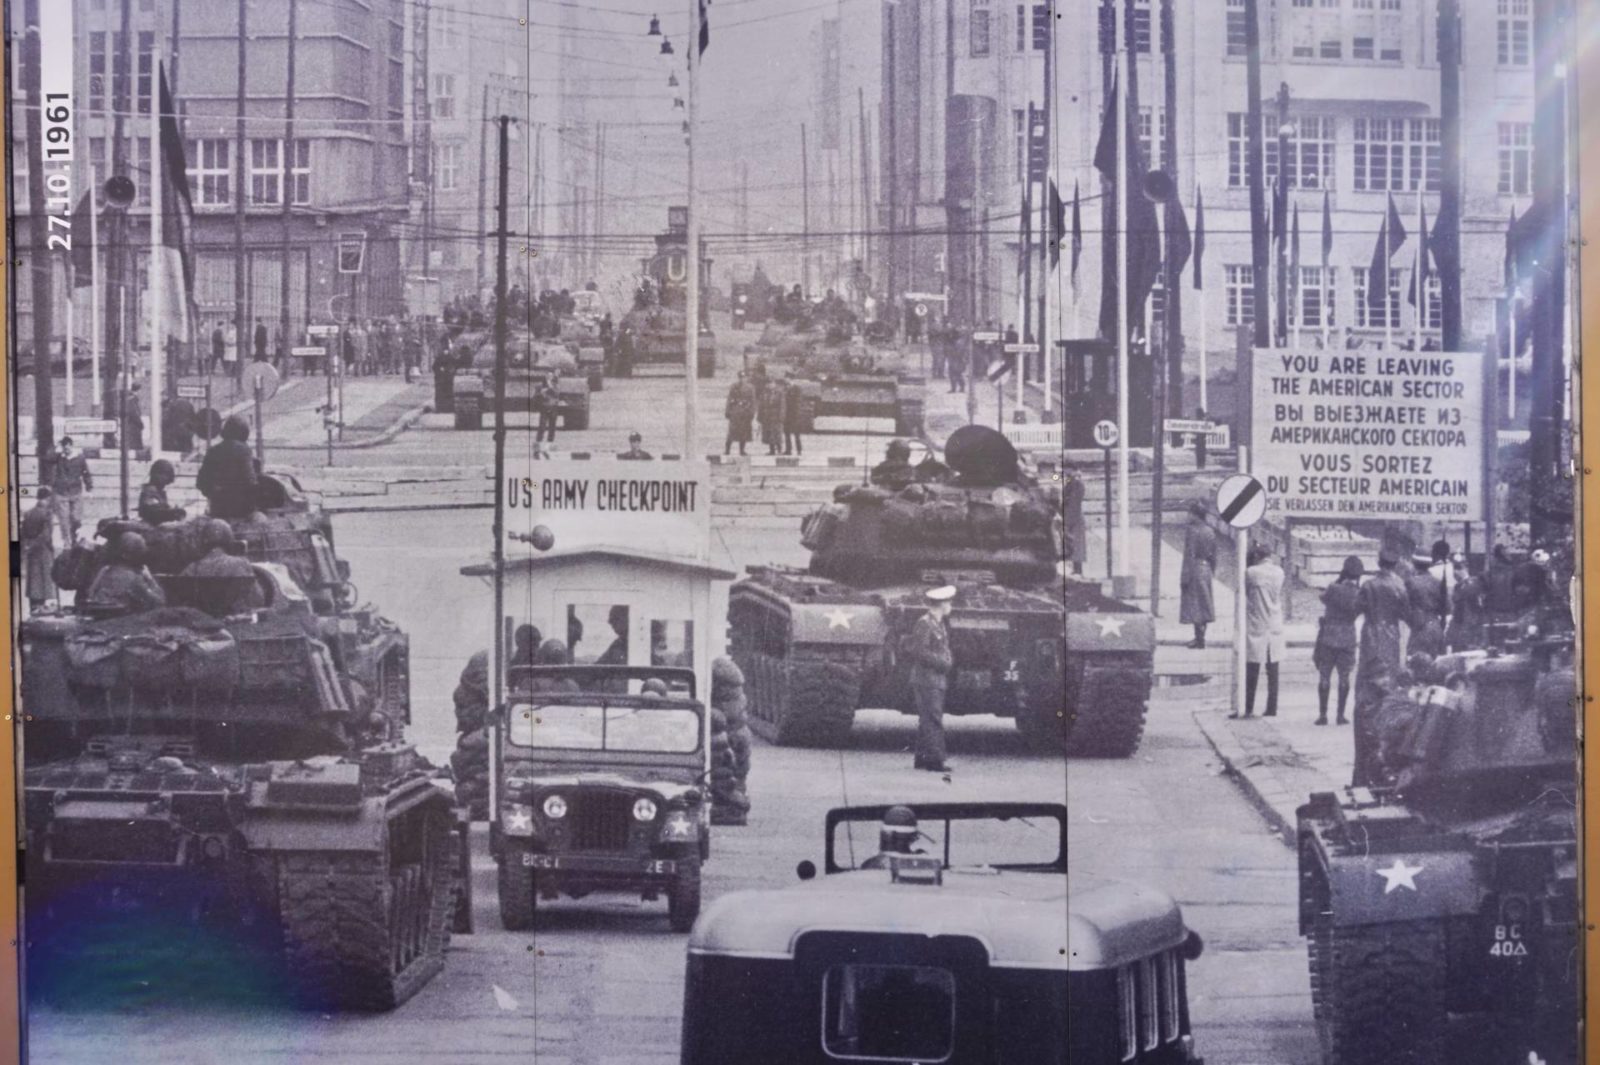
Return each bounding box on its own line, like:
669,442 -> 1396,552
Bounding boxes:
1249,348 -> 1487,521
500,456 -> 713,562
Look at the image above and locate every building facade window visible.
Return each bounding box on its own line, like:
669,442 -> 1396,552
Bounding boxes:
1229,114 -> 1335,190
288,139 -> 312,205
432,73 -> 456,120
134,139 -> 151,205
970,0 -> 991,56
1291,266 -> 1337,327
1129,1 -> 1151,53
186,138 -> 231,207
1424,275 -> 1442,330
1498,0 -> 1531,66
250,138 -> 282,205
1354,265 -> 1402,329
1352,36 -> 1374,59
136,31 -> 154,114
1319,37 -> 1342,59
1032,3 -> 1051,51
89,32 -> 107,114
436,143 -> 461,192
1226,0 -> 1248,57
1353,116 -> 1439,193
1498,122 -> 1532,196
1138,106 -> 1167,170
1225,265 -> 1255,327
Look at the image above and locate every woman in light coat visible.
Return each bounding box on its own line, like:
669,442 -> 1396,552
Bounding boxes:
1234,543 -> 1286,719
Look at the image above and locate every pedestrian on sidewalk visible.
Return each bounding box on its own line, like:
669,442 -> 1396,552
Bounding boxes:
1234,543 -> 1285,719
1352,549 -> 1410,785
948,333 -> 967,392
47,435 -> 93,543
906,585 -> 957,773
224,320 -> 241,382
210,321 -> 225,375
21,487 -> 57,613
123,383 -> 145,451
724,371 -> 756,456
1192,407 -> 1209,470
1313,556 -> 1363,725
782,372 -> 806,455
253,318 -> 268,363
1180,502 -> 1217,648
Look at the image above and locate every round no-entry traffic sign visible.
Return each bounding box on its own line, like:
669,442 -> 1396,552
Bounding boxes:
1215,474 -> 1267,529
1093,419 -> 1120,448
244,361 -> 281,401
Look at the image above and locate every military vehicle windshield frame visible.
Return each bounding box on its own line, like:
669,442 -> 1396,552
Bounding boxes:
508,701 -> 702,754
824,802 -> 1067,874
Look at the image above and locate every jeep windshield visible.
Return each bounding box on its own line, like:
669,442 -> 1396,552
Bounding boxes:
508,701 -> 701,754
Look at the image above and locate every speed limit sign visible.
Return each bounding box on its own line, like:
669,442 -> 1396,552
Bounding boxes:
1093,419 -> 1120,449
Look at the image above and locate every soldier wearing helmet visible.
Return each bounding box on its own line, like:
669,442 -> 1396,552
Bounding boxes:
137,459 -> 187,525
196,415 -> 260,519
82,531 -> 167,616
862,806 -> 925,869
870,439 -> 916,491
180,518 -> 264,613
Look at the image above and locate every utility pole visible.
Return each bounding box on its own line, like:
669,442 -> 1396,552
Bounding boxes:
684,0 -> 702,456
1527,0 -> 1569,546
884,2 -> 898,325
1037,17 -> 1054,393
489,113 -> 511,833
802,123 -> 812,298
280,0 -> 299,374
233,0 -> 248,361
858,88 -> 871,289
476,82 -> 490,295
418,0 -> 433,312
1436,0 -> 1463,351
1244,0 -> 1270,349
104,0 -> 134,402
22,0 -> 54,455
1160,0 -> 1183,411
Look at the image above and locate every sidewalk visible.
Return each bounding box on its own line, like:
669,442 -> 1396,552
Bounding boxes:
1191,675 -> 1354,845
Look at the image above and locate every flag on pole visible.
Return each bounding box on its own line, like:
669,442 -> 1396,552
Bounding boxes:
1192,186 -> 1205,290
698,0 -> 710,56
1020,183 -> 1032,276
1166,195 -> 1193,280
1272,178 -> 1287,248
1069,179 -> 1083,292
1049,179 -> 1064,269
69,190 -> 97,288
1365,193 -> 1408,317
1092,73 -> 1162,340
151,63 -> 196,341
1505,204 -> 1519,295
1407,196 -> 1432,307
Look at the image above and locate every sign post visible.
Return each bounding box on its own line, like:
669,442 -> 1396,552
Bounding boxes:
1215,459 -> 1266,719
1094,419 -> 1119,579
972,330 -> 1000,426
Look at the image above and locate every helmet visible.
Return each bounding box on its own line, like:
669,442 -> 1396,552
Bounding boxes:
149,459 -> 176,485
207,518 -> 238,551
536,639 -> 570,666
641,678 -> 670,697
1531,549 -> 1551,566
878,805 -> 919,856
220,415 -> 251,442
711,656 -> 745,688
116,531 -> 149,563
885,439 -> 911,462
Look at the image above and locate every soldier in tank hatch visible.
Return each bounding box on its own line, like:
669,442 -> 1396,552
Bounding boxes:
82,531 -> 167,616
196,415 -> 260,519
1352,548 -> 1410,787
138,460 -> 187,526
870,440 -> 916,491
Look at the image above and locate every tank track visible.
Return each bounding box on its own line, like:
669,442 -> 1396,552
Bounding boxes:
1061,657 -> 1150,758
1317,919 -> 1447,1065
276,805 -> 455,1011
743,646 -> 860,748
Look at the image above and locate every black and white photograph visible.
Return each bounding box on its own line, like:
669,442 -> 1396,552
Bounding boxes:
3,0 -> 1584,1062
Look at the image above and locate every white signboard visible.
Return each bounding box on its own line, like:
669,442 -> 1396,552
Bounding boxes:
1250,348 -> 1486,522
176,384 -> 208,399
501,457 -> 714,565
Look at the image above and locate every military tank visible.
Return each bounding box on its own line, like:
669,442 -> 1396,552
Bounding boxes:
764,321 -> 925,437
22,480 -> 469,1010
1296,611 -> 1578,1065
727,426 -> 1153,755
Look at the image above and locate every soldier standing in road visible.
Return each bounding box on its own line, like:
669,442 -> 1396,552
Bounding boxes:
253,318 -> 269,363
533,375 -> 560,445
619,431 -> 653,460
757,375 -> 786,455
1060,469 -> 1087,575
1313,556 -> 1363,725
905,585 -> 957,773
1404,551 -> 1448,657
1445,553 -> 1485,651
1353,548 -> 1410,786
1236,544 -> 1285,719
782,372 -> 806,455
724,372 -> 757,456
947,332 -> 967,392
1179,502 -> 1217,648
21,488 -> 56,613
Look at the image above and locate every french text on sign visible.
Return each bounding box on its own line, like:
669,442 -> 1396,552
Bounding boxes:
1215,475 -> 1267,529
1093,420 -> 1120,448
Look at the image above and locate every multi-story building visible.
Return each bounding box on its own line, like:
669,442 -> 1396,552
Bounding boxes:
881,1 -> 1536,399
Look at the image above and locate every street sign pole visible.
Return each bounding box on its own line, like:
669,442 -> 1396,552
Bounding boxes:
1104,444 -> 1114,580
204,379 -> 212,454
254,382 -> 265,467
1234,446 -> 1251,718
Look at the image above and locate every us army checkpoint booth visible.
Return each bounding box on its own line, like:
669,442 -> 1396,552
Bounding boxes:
461,458 -> 733,695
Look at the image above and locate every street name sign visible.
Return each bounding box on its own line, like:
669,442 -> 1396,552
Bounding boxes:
1093,419 -> 1119,448
1215,475 -> 1267,529
62,418 -> 115,436
291,346 -> 328,357
176,384 -> 208,400
1249,348 -> 1486,521
972,331 -> 1001,342
307,324 -> 340,337
1003,342 -> 1040,354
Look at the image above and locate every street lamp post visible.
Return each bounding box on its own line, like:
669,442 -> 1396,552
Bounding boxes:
683,0 -> 701,458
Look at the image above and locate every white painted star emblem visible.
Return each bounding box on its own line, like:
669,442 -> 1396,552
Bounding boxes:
825,608 -> 853,630
1095,617 -> 1125,637
1376,858 -> 1423,894
506,810 -> 533,833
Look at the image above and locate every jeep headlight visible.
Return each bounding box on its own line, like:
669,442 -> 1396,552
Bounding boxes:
501,803 -> 535,836
660,810 -> 695,841
632,797 -> 659,823
542,794 -> 568,820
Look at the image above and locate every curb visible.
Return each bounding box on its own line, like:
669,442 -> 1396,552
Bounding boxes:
262,403 -> 431,452
1192,709 -> 1303,848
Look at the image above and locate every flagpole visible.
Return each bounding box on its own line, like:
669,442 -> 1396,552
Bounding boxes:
1508,288 -> 1518,426
1382,206 -> 1392,352
65,269 -> 75,412
1114,48 -> 1131,576
1291,202 -> 1300,349
91,163 -> 102,416
684,0 -> 700,456
149,50 -> 164,457
1196,184 -> 1206,411
1413,184 -> 1423,351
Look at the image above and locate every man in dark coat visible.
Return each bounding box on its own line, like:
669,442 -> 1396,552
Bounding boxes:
1314,556 -> 1363,725
757,376 -> 786,455
21,488 -> 56,611
1179,502 -> 1217,647
1404,553 -> 1448,657
904,585 -> 957,773
1353,549 -> 1410,786
782,372 -> 806,455
723,372 -> 757,455
253,318 -> 269,362
1060,470 -> 1087,574
196,415 -> 260,519
1445,554 -> 1485,651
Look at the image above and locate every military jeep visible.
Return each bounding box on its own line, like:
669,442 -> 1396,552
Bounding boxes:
491,665 -> 710,933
